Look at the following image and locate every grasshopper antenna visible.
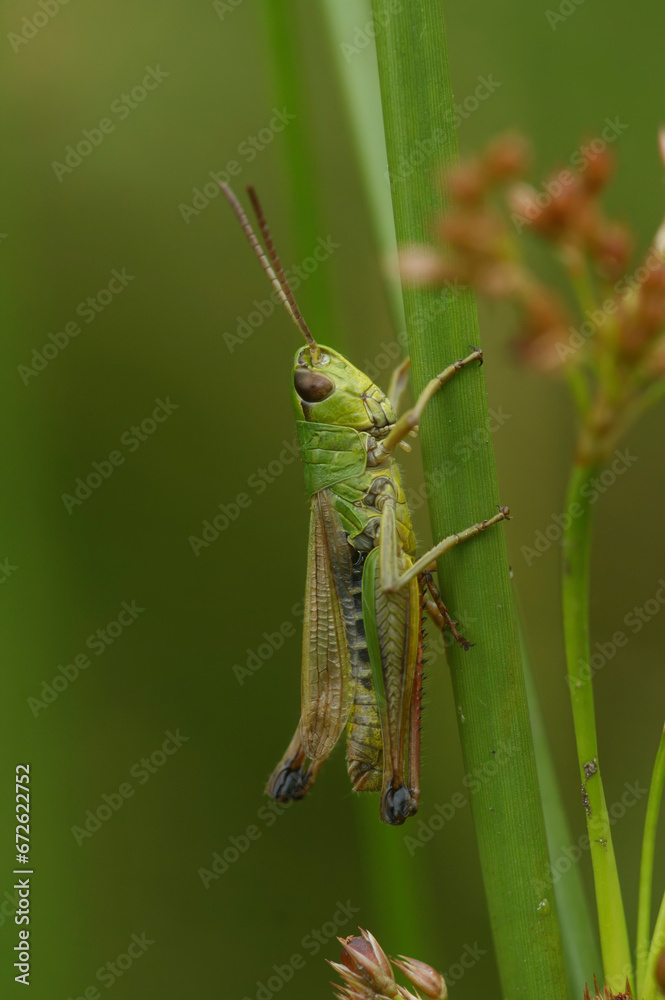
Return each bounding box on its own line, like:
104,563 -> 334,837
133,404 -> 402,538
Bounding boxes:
220,183 -> 320,361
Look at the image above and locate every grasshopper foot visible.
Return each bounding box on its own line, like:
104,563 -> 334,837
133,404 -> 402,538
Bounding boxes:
381,784 -> 419,825
267,763 -> 312,802
265,726 -> 324,803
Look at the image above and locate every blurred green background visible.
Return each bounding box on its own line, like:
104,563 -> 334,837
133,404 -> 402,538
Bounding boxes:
2,0 -> 665,996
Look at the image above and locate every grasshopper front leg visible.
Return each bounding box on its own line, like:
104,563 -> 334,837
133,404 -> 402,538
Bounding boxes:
376,347 -> 483,459
380,497 -> 511,594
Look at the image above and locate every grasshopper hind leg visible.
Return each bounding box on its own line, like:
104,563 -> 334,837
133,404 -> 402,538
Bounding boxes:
265,723 -> 324,802
362,538 -> 424,826
423,571 -> 474,651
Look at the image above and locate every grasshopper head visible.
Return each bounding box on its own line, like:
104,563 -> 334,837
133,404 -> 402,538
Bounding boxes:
220,185 -> 396,436
292,345 -> 396,435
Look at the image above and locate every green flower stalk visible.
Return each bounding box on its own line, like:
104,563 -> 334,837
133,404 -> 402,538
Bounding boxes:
402,130 -> 665,993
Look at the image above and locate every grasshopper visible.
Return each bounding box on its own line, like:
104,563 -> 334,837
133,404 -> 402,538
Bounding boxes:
222,184 -> 509,825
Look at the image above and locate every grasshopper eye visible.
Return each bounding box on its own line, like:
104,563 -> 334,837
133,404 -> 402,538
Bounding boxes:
294,369 -> 334,403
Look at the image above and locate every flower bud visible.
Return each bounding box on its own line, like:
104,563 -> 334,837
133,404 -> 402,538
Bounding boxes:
339,931 -> 395,996
447,160 -> 488,203
392,956 -> 448,999
582,976 -> 633,999
328,959 -> 373,999
483,132 -> 531,180
581,146 -> 614,194
438,208 -> 503,256
588,222 -> 632,281
398,246 -> 450,285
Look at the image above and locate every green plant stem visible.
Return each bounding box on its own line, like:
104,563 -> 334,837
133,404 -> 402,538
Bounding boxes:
519,617 -> 602,996
260,2 -> 338,342
562,459 -> 632,992
645,889 -> 665,1000
637,727 -> 665,995
354,796 -> 429,962
370,2 -> 568,996
318,0 -> 405,331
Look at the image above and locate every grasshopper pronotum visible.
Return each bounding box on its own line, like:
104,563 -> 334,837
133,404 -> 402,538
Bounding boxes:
222,184 -> 509,825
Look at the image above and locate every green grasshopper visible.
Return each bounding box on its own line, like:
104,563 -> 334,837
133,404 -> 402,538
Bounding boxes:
222,184 -> 509,825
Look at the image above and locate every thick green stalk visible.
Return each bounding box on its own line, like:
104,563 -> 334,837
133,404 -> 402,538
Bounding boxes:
637,727 -> 665,995
370,2 -> 568,996
562,460 -> 632,992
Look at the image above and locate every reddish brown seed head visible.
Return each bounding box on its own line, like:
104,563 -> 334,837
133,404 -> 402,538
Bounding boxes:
483,132 -> 531,180
581,146 -> 615,194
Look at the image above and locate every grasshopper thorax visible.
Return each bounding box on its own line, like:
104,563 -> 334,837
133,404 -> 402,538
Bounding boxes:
292,345 -> 396,437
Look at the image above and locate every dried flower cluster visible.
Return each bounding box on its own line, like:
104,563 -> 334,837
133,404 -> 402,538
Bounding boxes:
329,928 -> 447,1000
583,975 -> 633,1000
400,131 -> 665,462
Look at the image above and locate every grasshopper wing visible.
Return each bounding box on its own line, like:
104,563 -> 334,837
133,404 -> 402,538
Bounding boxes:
300,489 -> 356,761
